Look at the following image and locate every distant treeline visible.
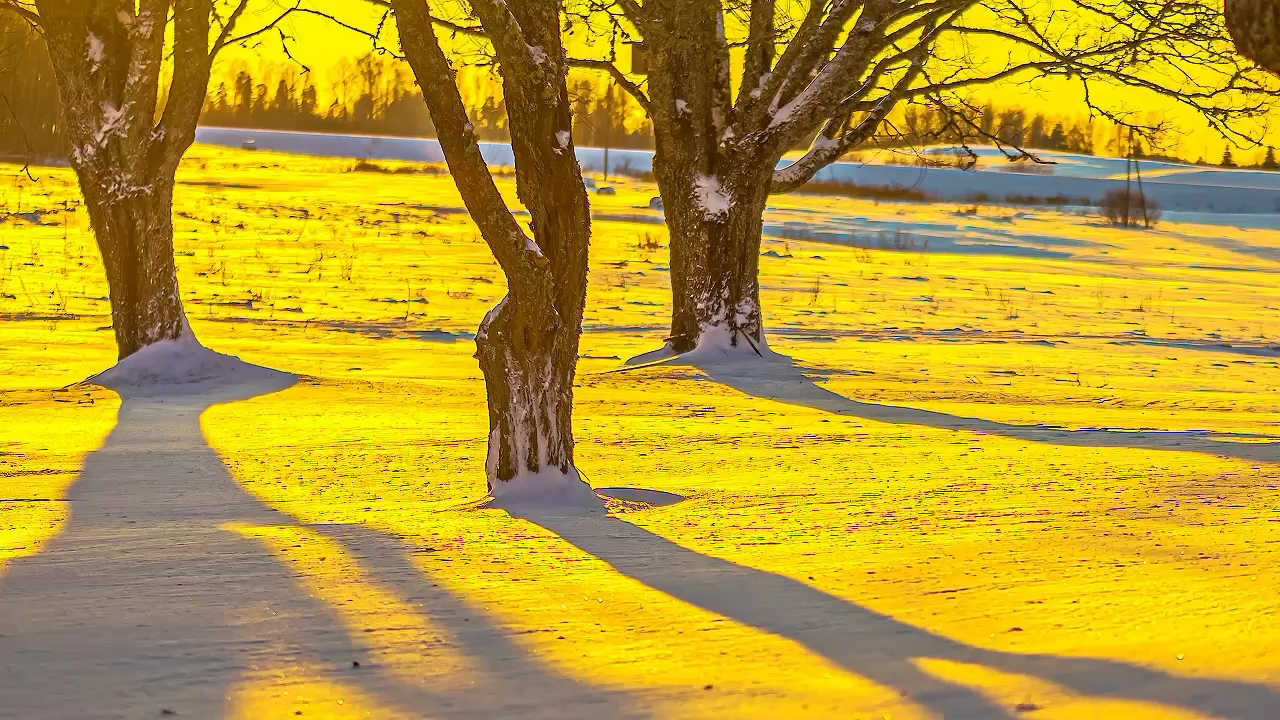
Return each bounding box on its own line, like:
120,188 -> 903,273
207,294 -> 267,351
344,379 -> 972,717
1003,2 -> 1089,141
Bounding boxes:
201,57 -> 655,150
0,32 -> 1272,171
201,55 -> 438,137
0,16 -> 69,162
888,104 -> 1097,155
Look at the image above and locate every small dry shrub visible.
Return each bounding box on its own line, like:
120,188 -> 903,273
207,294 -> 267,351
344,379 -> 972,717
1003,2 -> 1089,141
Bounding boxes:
1098,188 -> 1162,227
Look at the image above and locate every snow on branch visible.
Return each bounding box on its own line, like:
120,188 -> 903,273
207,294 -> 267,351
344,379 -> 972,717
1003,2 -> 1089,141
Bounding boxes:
764,0 -> 899,139
739,0 -> 778,99
468,0 -> 551,79
771,96 -> 895,193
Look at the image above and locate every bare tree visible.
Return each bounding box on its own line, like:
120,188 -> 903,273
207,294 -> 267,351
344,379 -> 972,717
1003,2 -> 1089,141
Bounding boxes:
570,0 -> 1277,356
1225,0 -> 1280,74
388,0 -> 595,499
0,0 -> 283,360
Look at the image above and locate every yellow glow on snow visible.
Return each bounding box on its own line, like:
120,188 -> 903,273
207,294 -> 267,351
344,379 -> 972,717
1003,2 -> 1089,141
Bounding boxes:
3,146 -> 1280,716
0,388 -> 118,572
913,658 -> 1214,719
227,662 -> 407,719
226,522 -> 476,689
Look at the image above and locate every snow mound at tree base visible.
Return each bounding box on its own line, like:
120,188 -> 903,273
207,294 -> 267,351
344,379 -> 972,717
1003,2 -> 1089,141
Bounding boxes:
87,333 -> 295,399
484,466 -> 605,512
623,335 -> 792,374
623,325 -> 788,370
682,323 -> 785,364
624,344 -> 678,366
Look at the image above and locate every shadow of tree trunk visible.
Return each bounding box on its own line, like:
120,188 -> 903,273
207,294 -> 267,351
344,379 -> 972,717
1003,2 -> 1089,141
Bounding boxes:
519,507 -> 1280,720
0,375 -> 641,719
687,354 -> 1280,464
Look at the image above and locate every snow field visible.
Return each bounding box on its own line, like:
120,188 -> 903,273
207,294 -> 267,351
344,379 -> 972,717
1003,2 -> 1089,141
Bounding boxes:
2,146 -> 1280,717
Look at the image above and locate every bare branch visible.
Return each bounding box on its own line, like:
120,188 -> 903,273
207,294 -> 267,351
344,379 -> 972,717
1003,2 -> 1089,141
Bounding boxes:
211,0 -> 251,54
155,0 -> 216,174
0,91 -> 39,180
566,56 -> 651,110
390,0 -> 550,285
739,0 -> 777,93
772,32 -> 931,193
0,0 -> 38,26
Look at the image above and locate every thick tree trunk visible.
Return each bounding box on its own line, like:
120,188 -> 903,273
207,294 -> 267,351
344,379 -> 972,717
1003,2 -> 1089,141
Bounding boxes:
77,176 -> 187,360
32,0 -> 217,363
475,298 -> 578,489
1225,0 -> 1280,75
655,153 -> 771,355
481,36 -> 592,497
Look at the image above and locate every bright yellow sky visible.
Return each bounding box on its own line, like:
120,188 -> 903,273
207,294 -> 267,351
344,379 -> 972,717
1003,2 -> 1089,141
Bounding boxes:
216,0 -> 1279,163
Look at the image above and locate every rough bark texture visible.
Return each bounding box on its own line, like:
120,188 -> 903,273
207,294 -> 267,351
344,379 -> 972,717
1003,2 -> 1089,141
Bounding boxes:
657,158 -> 772,353
639,0 -> 769,353
32,0 -> 221,359
1225,0 -> 1280,75
79,180 -> 186,358
393,0 -> 591,491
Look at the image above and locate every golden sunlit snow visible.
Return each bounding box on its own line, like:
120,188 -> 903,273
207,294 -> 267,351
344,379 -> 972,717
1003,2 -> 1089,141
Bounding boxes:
2,147 -> 1279,718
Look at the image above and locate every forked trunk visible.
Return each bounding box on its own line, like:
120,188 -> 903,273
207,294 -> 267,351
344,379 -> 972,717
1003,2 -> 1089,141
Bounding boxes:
657,159 -> 771,354
391,0 -> 593,501
32,0 -> 217,363
78,177 -> 187,360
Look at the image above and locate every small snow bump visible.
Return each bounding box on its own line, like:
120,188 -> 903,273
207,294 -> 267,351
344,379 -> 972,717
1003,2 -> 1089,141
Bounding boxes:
693,175 -> 731,220
86,34 -> 105,72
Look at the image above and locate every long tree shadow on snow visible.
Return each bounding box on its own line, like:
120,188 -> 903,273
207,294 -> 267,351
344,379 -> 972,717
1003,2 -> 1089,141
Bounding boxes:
0,371 -> 640,720
685,353 -> 1280,464
519,507 -> 1280,720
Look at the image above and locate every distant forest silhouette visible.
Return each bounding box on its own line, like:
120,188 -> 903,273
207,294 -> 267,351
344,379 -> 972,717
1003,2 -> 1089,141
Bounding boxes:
1,15 -> 1271,171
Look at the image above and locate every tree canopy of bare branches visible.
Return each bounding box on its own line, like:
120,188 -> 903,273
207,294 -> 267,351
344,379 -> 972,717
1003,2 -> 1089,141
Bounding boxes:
562,0 -> 1280,354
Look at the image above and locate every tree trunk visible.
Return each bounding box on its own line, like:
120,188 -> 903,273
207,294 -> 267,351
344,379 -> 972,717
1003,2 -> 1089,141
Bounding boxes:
390,0 -> 593,500
1225,0 -> 1280,75
31,0 -> 218,363
77,176 -> 187,360
475,297 -> 578,489
480,28 -> 593,497
655,153 -> 771,355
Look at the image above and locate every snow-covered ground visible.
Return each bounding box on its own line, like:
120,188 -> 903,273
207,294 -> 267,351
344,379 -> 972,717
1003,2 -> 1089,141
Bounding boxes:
3,147 -> 1280,718
197,127 -> 1280,217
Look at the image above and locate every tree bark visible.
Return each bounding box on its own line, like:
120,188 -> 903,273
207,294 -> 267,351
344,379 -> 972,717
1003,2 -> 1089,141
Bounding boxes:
392,0 -> 593,497
1225,0 -> 1280,75
482,0 -> 591,488
476,297 -> 578,484
618,0 -> 1268,360
77,177 -> 186,359
31,0 -> 221,361
656,155 -> 771,354
637,0 -> 773,355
